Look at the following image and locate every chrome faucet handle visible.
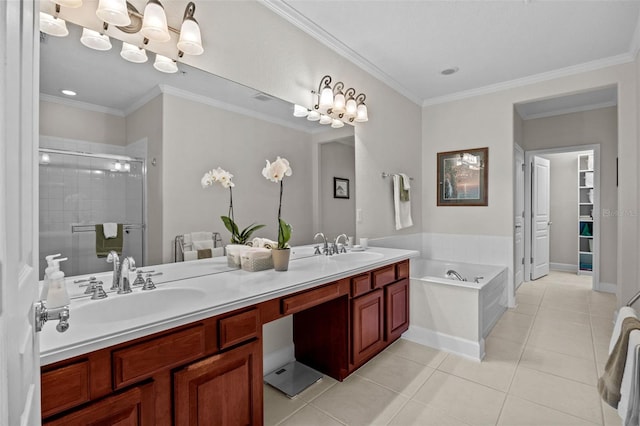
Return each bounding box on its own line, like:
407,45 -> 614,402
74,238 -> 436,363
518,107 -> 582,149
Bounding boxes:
142,274 -> 159,291
74,276 -> 96,286
91,282 -> 107,300
83,277 -> 100,294
337,243 -> 347,254
314,245 -> 322,255
133,269 -> 154,287
474,276 -> 484,284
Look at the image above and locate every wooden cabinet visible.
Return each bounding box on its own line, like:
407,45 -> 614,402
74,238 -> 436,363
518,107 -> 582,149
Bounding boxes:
42,258 -> 410,422
44,382 -> 155,426
351,289 -> 385,366
174,340 -> 262,426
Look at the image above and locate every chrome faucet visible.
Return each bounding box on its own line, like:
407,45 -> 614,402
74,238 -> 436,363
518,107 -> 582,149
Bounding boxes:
446,269 -> 466,281
106,250 -> 120,290
314,232 -> 328,255
335,234 -> 348,253
117,256 -> 136,294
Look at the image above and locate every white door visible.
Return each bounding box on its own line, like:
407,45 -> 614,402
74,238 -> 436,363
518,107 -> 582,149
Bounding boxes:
531,156 -> 551,280
514,146 -> 525,288
0,1 -> 41,424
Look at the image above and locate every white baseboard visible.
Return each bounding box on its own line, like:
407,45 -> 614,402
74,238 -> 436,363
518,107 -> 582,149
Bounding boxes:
550,263 -> 578,273
263,344 -> 295,376
598,282 -> 616,294
402,325 -> 484,361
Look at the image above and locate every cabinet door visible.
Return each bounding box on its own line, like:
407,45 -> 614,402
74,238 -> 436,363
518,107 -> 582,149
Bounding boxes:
44,382 -> 155,426
385,279 -> 409,342
351,289 -> 384,367
174,340 -> 262,426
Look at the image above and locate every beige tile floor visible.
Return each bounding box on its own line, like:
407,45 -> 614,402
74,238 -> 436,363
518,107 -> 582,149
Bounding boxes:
264,271 -> 623,426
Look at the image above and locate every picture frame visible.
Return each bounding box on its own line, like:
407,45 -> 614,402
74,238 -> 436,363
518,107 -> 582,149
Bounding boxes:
437,147 -> 488,206
333,177 -> 350,199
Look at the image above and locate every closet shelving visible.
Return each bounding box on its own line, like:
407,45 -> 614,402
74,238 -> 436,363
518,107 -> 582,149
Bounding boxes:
578,153 -> 594,275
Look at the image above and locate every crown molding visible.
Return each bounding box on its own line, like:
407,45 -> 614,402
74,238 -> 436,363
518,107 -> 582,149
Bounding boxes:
157,84 -> 324,134
40,93 -> 125,117
518,100 -> 617,121
260,0 -> 423,106
422,53 -> 633,107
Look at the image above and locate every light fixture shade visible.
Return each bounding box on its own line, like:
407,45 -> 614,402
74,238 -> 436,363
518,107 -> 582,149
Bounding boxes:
177,18 -> 203,55
120,42 -> 148,63
80,28 -> 112,51
319,114 -> 332,125
345,98 -> 357,118
52,0 -> 83,8
293,104 -> 308,117
306,110 -> 320,121
153,54 -> 178,73
355,103 -> 369,122
331,119 -> 345,129
96,0 -> 131,26
39,12 -> 69,37
141,0 -> 171,42
319,85 -> 334,110
333,92 -> 346,114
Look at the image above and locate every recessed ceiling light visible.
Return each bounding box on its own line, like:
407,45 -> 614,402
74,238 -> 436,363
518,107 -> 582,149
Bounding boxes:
441,67 -> 459,76
61,89 -> 77,96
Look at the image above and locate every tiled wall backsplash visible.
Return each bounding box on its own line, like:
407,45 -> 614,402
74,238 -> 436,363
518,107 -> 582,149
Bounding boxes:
39,137 -> 146,278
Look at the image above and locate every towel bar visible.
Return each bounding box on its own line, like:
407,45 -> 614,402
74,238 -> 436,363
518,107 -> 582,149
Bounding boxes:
627,289 -> 640,307
71,224 -> 145,233
381,172 -> 414,180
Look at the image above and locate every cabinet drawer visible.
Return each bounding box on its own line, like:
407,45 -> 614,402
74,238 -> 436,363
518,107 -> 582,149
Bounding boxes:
219,309 -> 259,350
282,282 -> 341,315
112,326 -> 206,389
372,265 -> 396,289
41,360 -> 90,418
351,273 -> 371,297
396,260 -> 409,279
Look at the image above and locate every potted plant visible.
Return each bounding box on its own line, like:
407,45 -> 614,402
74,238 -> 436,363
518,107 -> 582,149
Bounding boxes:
201,167 -> 265,266
262,156 -> 293,271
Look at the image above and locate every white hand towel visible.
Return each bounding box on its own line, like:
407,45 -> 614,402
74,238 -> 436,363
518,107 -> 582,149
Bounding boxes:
393,174 -> 413,230
190,231 -> 211,243
183,250 -> 198,261
619,329 -> 640,425
211,247 -> 225,258
103,223 -> 118,239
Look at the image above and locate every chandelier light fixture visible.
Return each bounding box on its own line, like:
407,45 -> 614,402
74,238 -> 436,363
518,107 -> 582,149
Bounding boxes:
39,0 -> 204,74
293,75 -> 369,127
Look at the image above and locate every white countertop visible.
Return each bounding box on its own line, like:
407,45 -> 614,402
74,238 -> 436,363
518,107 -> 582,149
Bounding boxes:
40,246 -> 418,366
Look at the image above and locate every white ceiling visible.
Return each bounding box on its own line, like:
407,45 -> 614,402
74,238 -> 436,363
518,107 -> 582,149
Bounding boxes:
265,1 -> 640,106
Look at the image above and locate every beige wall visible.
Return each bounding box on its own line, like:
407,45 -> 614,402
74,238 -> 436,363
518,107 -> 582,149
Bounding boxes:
40,100 -> 126,145
126,95 -> 163,265
423,63 -> 637,306
320,142 -> 356,239
161,93 -> 314,263
522,108 -> 618,285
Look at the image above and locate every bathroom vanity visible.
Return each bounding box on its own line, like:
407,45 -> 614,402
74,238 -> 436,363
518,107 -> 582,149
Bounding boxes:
39,247 -> 416,425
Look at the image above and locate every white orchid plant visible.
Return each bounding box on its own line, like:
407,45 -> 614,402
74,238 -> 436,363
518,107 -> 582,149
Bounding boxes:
201,167 -> 264,244
262,157 -> 292,249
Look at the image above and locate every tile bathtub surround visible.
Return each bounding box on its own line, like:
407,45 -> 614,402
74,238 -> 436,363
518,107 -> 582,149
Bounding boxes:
265,271 -> 619,426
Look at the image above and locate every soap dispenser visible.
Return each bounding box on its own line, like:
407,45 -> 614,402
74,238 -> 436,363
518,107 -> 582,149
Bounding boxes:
45,258 -> 69,308
41,254 -> 62,299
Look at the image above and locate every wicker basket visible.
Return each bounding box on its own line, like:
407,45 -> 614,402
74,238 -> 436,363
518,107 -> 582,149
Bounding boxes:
241,252 -> 274,272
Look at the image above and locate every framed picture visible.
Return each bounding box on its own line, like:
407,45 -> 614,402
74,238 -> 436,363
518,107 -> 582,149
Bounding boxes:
437,147 -> 488,206
334,177 -> 350,199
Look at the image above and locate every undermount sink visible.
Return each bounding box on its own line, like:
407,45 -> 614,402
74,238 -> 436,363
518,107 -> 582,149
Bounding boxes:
329,251 -> 384,262
73,287 -> 207,323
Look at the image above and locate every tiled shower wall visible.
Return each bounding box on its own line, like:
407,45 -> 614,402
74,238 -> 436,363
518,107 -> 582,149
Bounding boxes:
39,136 -> 146,279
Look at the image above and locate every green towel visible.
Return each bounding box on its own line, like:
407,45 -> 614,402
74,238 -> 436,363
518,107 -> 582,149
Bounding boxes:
95,224 -> 123,258
399,175 -> 410,202
598,317 -> 640,407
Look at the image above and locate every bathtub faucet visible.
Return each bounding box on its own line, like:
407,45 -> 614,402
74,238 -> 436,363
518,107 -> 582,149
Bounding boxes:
446,270 -> 466,281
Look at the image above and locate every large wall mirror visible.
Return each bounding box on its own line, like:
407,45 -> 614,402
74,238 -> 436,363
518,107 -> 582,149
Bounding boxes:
39,21 -> 355,278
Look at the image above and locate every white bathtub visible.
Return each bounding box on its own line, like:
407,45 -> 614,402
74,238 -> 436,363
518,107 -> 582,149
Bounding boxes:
404,259 -> 508,360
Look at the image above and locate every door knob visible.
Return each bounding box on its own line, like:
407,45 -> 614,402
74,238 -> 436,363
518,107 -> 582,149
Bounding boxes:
515,224 -> 522,229
548,221 -> 553,226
